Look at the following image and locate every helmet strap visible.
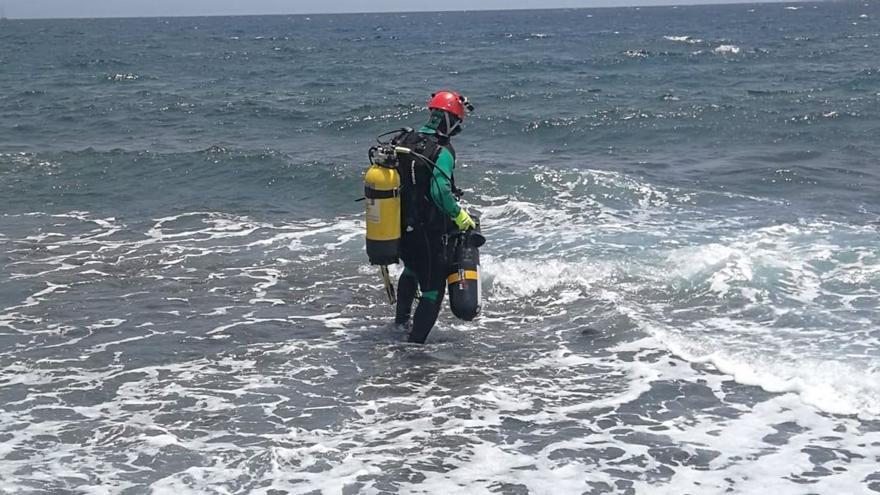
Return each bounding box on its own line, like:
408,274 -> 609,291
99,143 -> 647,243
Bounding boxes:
441,111 -> 461,138
425,109 -> 461,138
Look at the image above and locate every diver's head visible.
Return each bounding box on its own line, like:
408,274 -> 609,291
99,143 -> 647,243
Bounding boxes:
425,90 -> 473,139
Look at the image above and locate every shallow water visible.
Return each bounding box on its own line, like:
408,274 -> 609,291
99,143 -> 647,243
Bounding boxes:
1,3 -> 879,493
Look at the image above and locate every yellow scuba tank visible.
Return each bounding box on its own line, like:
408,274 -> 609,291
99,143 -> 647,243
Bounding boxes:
364,145 -> 401,266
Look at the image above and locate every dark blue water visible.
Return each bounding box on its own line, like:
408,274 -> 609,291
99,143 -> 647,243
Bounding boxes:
1,3 -> 879,494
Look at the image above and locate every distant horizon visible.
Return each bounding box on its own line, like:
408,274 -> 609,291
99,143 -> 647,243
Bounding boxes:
0,0 -> 801,20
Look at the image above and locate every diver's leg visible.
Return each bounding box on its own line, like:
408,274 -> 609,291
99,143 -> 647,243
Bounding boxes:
395,267 -> 418,325
407,258 -> 448,344
408,289 -> 443,344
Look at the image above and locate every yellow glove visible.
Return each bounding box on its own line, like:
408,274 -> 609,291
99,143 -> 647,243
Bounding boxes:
454,208 -> 476,231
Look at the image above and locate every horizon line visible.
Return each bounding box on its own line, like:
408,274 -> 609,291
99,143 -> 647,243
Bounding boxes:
0,0 -> 806,21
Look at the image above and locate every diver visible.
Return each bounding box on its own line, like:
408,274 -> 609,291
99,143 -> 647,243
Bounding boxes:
393,90 -> 477,344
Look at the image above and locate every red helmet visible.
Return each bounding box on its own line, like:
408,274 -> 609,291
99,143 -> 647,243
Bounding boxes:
428,90 -> 471,120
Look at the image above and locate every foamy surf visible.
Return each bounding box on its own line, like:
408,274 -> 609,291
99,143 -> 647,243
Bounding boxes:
714,44 -> 741,54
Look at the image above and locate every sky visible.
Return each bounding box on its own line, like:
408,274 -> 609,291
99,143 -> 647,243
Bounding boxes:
1,0 -> 790,19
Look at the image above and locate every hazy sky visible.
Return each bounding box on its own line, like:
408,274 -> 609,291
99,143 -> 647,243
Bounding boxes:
2,0 -> 787,19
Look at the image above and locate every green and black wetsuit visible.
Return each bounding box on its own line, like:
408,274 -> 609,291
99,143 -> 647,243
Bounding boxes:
394,125 -> 463,343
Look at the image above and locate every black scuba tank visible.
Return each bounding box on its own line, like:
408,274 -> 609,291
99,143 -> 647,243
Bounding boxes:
446,216 -> 485,321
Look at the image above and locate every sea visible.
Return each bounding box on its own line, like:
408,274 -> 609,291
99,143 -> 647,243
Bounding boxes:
1,2 -> 879,493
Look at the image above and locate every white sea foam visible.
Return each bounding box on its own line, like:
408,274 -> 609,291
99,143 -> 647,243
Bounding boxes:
107,73 -> 138,81
87,318 -> 125,330
482,255 -> 610,299
643,220 -> 880,418
664,35 -> 703,44
478,172 -> 880,421
2,164 -> 879,494
628,393 -> 880,494
714,44 -> 741,54
656,330 -> 880,418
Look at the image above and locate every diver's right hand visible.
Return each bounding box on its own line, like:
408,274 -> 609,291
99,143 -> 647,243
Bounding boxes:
454,208 -> 476,231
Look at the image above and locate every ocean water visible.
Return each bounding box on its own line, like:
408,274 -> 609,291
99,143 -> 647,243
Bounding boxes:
1,2 -> 880,493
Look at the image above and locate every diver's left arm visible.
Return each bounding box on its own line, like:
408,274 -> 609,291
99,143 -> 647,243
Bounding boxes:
428,147 -> 461,218
429,147 -> 474,230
